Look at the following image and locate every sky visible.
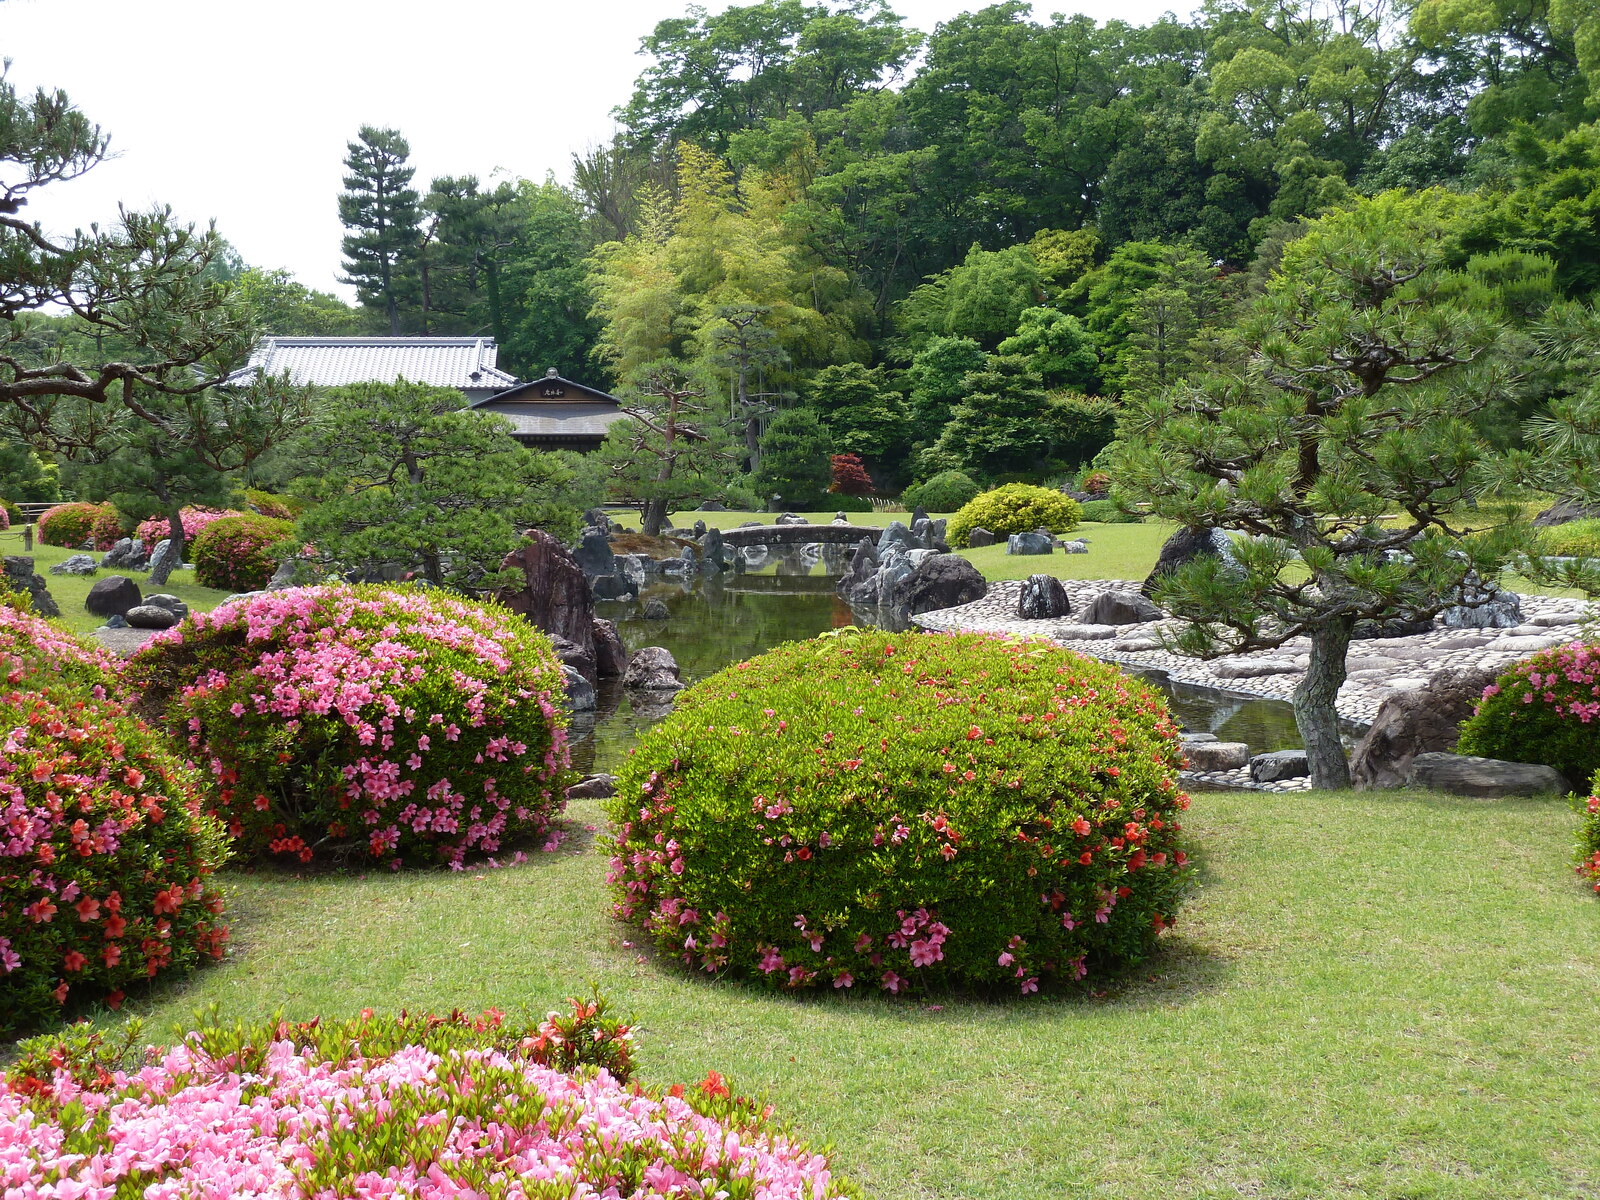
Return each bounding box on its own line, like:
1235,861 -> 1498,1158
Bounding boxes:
1,0 -> 1190,301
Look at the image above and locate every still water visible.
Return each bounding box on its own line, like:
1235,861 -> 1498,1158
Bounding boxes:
568,575 -> 1310,776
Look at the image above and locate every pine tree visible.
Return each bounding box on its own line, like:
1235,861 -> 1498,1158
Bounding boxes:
339,126 -> 422,335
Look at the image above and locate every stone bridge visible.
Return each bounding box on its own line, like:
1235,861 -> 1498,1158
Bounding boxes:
716,523 -> 884,547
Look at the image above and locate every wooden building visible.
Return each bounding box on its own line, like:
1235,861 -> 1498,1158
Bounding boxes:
468,369 -> 627,453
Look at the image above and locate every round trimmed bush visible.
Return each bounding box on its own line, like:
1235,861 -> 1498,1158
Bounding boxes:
0,687 -> 231,1036
1457,642 -> 1600,785
126,585 -> 574,867
901,470 -> 982,514
37,502 -> 115,549
1577,769 -> 1600,895
947,484 -> 1082,549
88,505 -> 125,550
134,506 -> 241,549
191,513 -> 292,591
607,630 -> 1194,995
0,604 -> 120,695
0,499 -> 18,527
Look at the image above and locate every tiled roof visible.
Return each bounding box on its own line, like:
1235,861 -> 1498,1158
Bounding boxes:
474,401 -> 630,438
230,337 -> 519,390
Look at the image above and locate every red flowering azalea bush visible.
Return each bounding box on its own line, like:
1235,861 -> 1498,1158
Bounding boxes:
1576,769 -> 1600,895
133,506 -> 242,548
0,687 -> 231,1037
0,1001 -> 854,1199
126,585 -> 573,867
37,501 -> 116,549
0,604 -> 121,696
190,513 -> 292,591
1457,642 -> 1600,785
607,630 -> 1194,996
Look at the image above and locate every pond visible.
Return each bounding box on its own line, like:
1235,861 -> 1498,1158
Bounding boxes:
568,575 -> 1317,776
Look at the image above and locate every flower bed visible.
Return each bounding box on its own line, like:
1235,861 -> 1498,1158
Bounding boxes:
0,1004 -> 854,1198
1457,642 -> 1600,785
0,603 -> 120,695
607,630 -> 1193,995
133,506 -> 242,548
126,585 -> 573,867
0,688 -> 230,1036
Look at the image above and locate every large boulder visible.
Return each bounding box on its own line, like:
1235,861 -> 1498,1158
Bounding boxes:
568,773 -> 617,800
967,527 -> 995,548
1006,531 -> 1054,556
1142,526 -> 1237,597
1439,574 -> 1522,629
1250,749 -> 1310,783
1349,664 -> 1500,789
592,618 -> 629,679
101,537 -> 149,571
1532,498 -> 1600,527
2,556 -> 58,617
84,575 -> 142,618
125,604 -> 179,630
701,526 -> 727,572
888,553 -> 987,617
1084,590 -> 1162,626
642,597 -> 670,620
623,645 -> 685,691
877,521 -> 913,552
572,529 -> 617,578
49,554 -> 98,576
1185,742 -> 1250,772
498,528 -> 596,666
1016,574 -> 1071,620
1406,752 -> 1569,798
143,594 -> 190,622
837,537 -> 883,607
550,634 -> 596,683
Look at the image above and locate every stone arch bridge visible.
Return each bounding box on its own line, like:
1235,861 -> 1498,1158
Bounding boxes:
716,523 -> 884,547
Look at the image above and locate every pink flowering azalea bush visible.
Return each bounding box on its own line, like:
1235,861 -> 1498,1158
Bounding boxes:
0,687 -> 231,1038
1,1002 -> 856,1198
1576,769 -> 1600,895
607,630 -> 1194,996
133,505 -> 242,549
190,513 -> 293,591
125,585 -> 573,868
1457,641 -> 1600,784
0,502 -> 9,532
36,501 -> 116,550
0,604 -> 121,696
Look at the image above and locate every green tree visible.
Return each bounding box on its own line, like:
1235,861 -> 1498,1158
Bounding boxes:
903,335 -> 986,429
235,267 -> 367,335
898,243 -> 1047,349
753,406 -> 833,507
1076,241 -> 1229,393
996,307 -> 1099,390
0,441 -> 58,503
1114,190 -> 1530,789
339,126 -> 423,335
803,361 -> 905,463
931,354 -> 1051,479
293,381 -> 575,590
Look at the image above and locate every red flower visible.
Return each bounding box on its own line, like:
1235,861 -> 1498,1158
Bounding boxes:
699,1070 -> 730,1098
153,887 -> 183,914
62,951 -> 87,972
76,895 -> 101,922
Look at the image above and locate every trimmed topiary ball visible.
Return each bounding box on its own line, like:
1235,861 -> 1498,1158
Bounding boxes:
0,604 -> 121,696
88,505 -> 125,550
1457,642 -> 1600,785
191,513 -> 292,592
0,502 -> 9,532
37,502 -> 115,549
0,687 -> 231,1037
607,630 -> 1194,996
947,484 -> 1081,549
902,469 -> 982,514
126,585 -> 574,868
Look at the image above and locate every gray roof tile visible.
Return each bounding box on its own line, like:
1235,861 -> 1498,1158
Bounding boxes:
231,337 -> 519,390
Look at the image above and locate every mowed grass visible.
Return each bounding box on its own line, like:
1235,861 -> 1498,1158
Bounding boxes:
0,530 -> 237,635
75,788 -> 1600,1200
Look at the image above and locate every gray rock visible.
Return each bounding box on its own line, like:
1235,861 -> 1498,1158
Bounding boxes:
1143,526 -> 1238,597
701,526 -> 727,571
1006,531 -> 1054,556
1212,658 -> 1298,679
833,512 -> 850,524
265,559 -> 298,591
568,773 -> 617,800
84,575 -> 142,617
877,521 -> 913,552
49,554 -> 98,576
642,598 -> 670,620
698,500 -> 727,512
1496,634 -> 1566,653
573,530 -> 617,578
1250,749 -> 1310,782
3,557 -> 59,617
1016,574 -> 1072,620
624,645 -> 685,691
837,537 -> 883,607
592,618 -> 628,678
1532,498 -> 1600,527
581,507 -> 611,530
124,604 -> 179,630
142,594 -> 190,621
561,663 -> 597,711
101,614 -> 128,629
889,553 -> 987,617
910,505 -> 929,526
1530,611 -> 1583,627
1084,590 -> 1162,626
1061,539 -> 1089,554
1439,574 -> 1522,629
967,527 -> 995,548
1179,732 -> 1218,743
775,512 -> 809,526
551,634 -> 596,684
147,538 -> 182,583
1054,624 -> 1119,640
101,537 -> 150,571
222,591 -> 264,606
1353,615 -> 1435,640
592,573 -> 635,601
1186,741 -> 1251,771
692,519 -> 707,537
1406,752 -> 1569,798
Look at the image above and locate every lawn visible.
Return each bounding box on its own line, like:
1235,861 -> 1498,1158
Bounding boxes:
70,787 -> 1600,1200
0,530 -> 238,635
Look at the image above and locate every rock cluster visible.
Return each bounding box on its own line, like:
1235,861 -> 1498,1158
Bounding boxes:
49,554 -> 98,576
2,557 -> 58,617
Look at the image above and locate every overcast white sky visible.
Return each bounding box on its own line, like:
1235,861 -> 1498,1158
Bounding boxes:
2,0 -> 1190,300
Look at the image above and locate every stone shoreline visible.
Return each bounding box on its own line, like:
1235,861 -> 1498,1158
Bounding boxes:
912,578 -> 1592,792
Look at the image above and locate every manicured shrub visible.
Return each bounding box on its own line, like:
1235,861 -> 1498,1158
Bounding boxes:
829,453 -> 875,496
0,603 -> 121,695
126,585 -> 573,867
89,504 -> 125,549
1577,769 -> 1600,896
901,469 -> 982,514
947,483 -> 1082,549
1457,642 -> 1600,785
0,1001 -> 852,1198
0,502 -> 9,532
240,487 -> 300,520
607,630 -> 1194,996
190,513 -> 292,591
37,501 -> 115,549
0,499 -> 18,526
134,506 -> 242,549
828,493 -> 875,513
1537,518 -> 1600,560
0,687 -> 231,1036
1078,498 -> 1143,523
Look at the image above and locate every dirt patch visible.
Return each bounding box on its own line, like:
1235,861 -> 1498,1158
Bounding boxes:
609,531 -> 699,559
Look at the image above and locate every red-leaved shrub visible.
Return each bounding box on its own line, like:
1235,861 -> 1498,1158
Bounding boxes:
0,688 -> 231,1036
37,502 -> 116,550
126,585 -> 573,868
190,514 -> 291,592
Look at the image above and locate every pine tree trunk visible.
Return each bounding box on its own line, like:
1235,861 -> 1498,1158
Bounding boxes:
1292,615 -> 1353,789
641,498 -> 668,538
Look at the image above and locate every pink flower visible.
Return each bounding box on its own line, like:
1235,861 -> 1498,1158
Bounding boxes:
880,970 -> 905,993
